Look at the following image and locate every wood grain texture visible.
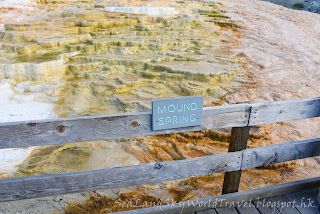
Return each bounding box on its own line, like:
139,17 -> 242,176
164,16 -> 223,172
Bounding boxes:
0,97 -> 319,149
196,209 -> 217,214
241,138 -> 320,170
0,138 -> 319,203
235,202 -> 260,214
285,188 -> 319,214
222,126 -> 250,194
216,207 -> 238,214
115,177 -> 320,214
249,97 -> 320,126
0,151 -> 242,202
252,199 -> 281,214
0,97 -> 319,206
0,104 -> 251,149
268,195 -> 300,214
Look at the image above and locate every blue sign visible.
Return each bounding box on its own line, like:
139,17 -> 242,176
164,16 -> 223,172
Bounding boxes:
152,95 -> 203,131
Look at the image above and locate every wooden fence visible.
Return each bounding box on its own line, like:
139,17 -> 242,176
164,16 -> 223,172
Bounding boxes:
0,97 -> 319,213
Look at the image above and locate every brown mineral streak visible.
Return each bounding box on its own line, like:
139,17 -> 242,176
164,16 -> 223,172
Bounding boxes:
0,0 -> 319,213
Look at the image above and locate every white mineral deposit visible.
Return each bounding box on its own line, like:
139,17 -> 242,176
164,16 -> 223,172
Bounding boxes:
104,7 -> 179,16
0,0 -> 319,212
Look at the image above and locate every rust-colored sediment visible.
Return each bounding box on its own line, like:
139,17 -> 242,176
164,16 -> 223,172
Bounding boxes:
1,0 -> 319,213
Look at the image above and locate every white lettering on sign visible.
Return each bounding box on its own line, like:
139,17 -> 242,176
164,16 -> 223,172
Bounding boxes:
152,96 -> 203,131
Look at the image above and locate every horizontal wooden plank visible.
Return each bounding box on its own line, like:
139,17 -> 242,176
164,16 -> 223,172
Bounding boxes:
0,151 -> 242,202
0,137 -> 319,202
285,189 -> 319,214
116,177 -> 320,214
252,199 -> 281,214
215,207 -> 238,214
1,97 -> 319,149
241,138 -> 320,170
197,209 -> 217,214
249,97 -> 320,126
268,195 -> 300,214
0,104 -> 250,149
234,201 -> 260,214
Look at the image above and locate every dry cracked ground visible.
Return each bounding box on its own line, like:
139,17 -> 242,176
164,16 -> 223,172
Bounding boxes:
0,0 -> 319,213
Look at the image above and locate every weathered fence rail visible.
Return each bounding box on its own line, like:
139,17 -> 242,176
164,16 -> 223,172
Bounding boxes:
0,138 -> 319,202
0,97 -> 319,213
117,177 -> 320,214
0,97 -> 319,149
0,104 -> 250,149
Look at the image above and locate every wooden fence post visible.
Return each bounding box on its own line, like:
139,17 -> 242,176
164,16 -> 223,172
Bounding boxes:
222,126 -> 250,194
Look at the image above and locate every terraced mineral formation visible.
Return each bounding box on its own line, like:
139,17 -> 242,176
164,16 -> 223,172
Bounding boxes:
104,7 -> 179,16
0,0 -> 249,212
0,0 -> 36,10
4,0 -> 319,213
0,0 -> 245,118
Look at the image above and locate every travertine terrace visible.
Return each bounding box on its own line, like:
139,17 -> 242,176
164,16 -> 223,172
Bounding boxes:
0,0 -> 247,212
0,0 -> 319,213
0,0 -> 244,118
